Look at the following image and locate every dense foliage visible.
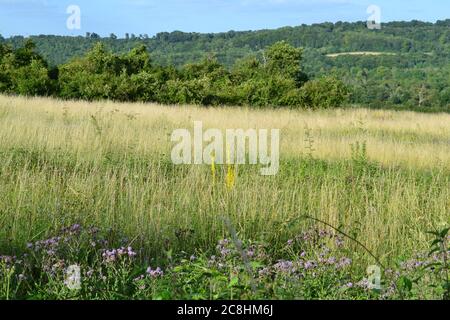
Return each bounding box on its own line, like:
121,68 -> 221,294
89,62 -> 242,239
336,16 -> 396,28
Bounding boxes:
1,224 -> 448,299
2,20 -> 450,111
0,39 -> 348,109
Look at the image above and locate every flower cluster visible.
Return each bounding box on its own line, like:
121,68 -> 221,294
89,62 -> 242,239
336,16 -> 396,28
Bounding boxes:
146,267 -> 164,278
216,239 -> 232,257
102,247 -> 137,263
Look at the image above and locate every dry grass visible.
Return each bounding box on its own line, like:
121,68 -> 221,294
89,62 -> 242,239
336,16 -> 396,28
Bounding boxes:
326,51 -> 396,58
0,95 -> 449,266
1,95 -> 448,170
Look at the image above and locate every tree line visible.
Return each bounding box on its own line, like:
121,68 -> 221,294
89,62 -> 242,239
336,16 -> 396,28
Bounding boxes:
0,40 -> 348,109
2,20 -> 450,111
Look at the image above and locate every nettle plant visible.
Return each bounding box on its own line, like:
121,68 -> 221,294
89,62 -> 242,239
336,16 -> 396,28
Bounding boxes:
428,227 -> 450,300
393,226 -> 450,300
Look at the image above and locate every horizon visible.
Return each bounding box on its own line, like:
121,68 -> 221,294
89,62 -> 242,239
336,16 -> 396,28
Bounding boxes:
1,0 -> 450,38
2,19 -> 450,39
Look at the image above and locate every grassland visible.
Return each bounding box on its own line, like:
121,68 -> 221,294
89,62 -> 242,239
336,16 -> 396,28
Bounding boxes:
325,52 -> 397,58
0,95 -> 449,299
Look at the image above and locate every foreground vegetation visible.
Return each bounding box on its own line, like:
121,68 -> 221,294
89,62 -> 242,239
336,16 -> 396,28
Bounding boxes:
0,95 -> 448,299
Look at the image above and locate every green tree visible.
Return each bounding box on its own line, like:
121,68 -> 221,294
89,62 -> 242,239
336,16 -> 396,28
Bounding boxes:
300,76 -> 349,109
265,41 -> 303,82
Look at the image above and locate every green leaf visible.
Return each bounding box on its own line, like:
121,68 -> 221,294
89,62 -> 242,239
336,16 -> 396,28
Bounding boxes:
229,276 -> 239,288
398,276 -> 413,292
440,228 -> 450,237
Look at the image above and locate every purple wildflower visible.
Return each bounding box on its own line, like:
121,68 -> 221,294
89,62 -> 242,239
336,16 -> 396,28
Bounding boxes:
146,267 -> 164,278
274,260 -> 296,273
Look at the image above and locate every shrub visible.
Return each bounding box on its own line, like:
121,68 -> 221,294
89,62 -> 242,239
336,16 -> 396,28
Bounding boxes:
300,76 -> 349,109
1,40 -> 352,110
13,60 -> 54,96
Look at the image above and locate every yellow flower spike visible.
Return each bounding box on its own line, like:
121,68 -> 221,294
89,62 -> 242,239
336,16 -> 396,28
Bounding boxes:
225,147 -> 236,190
226,165 -> 236,190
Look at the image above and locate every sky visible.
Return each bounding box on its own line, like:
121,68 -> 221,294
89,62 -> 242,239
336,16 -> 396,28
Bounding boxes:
1,0 -> 449,37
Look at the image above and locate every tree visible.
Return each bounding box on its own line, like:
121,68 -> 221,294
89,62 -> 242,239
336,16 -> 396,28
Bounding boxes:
300,76 -> 349,109
265,41 -> 303,81
13,60 -> 53,96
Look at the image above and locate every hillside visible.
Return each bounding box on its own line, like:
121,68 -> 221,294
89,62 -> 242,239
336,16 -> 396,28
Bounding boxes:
2,20 -> 450,111
3,20 -> 450,67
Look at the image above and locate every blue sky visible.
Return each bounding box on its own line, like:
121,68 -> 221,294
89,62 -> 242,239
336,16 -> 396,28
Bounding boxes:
1,0 -> 449,37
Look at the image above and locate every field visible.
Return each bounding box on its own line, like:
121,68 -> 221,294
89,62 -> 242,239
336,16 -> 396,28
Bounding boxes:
0,95 -> 449,300
325,52 -> 396,58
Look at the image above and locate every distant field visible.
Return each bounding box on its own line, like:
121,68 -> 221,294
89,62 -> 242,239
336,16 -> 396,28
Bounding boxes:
326,51 -> 397,58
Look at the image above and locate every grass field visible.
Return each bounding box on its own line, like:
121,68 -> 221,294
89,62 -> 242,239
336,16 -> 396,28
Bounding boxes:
0,95 -> 449,299
325,51 -> 397,58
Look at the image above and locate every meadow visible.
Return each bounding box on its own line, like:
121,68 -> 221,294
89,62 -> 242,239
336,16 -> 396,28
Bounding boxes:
0,95 -> 449,300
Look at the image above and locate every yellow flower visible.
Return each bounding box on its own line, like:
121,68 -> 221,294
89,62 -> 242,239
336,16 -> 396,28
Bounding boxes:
226,164 -> 235,190
225,147 -> 236,190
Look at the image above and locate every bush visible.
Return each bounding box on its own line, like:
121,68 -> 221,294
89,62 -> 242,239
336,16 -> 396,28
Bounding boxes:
13,60 -> 54,96
300,76 -> 349,109
1,40 -> 351,109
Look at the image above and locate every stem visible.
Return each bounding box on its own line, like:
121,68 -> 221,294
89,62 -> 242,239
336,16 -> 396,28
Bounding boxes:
443,237 -> 449,300
222,215 -> 258,294
303,215 -> 386,270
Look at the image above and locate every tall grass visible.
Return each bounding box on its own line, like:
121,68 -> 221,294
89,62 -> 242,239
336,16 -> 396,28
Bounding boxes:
0,95 -> 449,269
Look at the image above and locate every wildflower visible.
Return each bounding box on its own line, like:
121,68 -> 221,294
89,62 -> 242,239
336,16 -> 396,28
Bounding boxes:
218,239 -> 230,247
208,255 -> 217,266
70,224 -> 81,233
146,267 -> 164,278
102,249 -> 117,263
134,275 -> 145,282
274,260 -> 296,274
337,257 -> 352,269
259,267 -> 271,277
225,152 -> 236,190
335,237 -> 345,248
304,260 -> 317,270
319,230 -> 329,238
220,248 -> 231,257
88,227 -> 100,235
127,247 -> 137,257
217,239 -> 232,257
356,279 -> 371,290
